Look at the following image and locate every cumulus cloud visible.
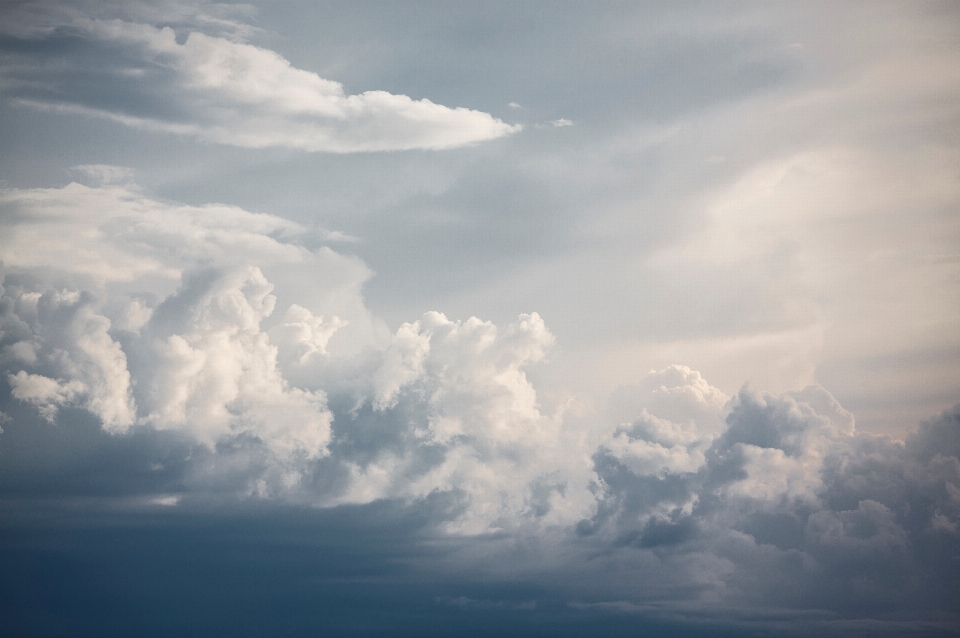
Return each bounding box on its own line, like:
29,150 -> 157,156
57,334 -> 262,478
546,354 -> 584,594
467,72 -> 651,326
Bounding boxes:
1,286 -> 135,431
602,366 -> 728,478
334,310 -> 598,533
590,381 -> 860,545
269,305 -> 347,365
1,3 -> 958,633
8,371 -> 85,423
0,174 -> 957,631
0,177 -> 592,524
133,266 -> 333,460
0,9 -> 520,151
573,376 -> 960,624
0,177 -> 374,326
0,178 -> 364,473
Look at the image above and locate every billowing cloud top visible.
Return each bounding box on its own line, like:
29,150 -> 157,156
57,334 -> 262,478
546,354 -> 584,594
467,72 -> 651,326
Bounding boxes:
0,11 -> 519,151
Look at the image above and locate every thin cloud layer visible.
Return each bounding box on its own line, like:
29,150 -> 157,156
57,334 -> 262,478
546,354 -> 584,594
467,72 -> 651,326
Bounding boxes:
0,9 -> 519,151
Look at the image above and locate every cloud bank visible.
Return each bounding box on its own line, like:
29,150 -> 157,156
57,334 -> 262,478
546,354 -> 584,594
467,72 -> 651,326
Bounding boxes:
0,177 -> 957,633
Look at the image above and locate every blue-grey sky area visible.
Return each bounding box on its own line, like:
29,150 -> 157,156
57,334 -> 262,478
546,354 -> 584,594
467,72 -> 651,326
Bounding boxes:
0,1 -> 959,636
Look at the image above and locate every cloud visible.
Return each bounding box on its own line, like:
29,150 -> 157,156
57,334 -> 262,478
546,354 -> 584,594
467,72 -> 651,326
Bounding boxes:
0,180 -> 310,283
2,287 -> 135,432
133,266 -> 333,461
0,178 -> 374,325
0,178 -> 593,523
0,175 -> 957,631
334,310 -> 598,533
0,178 -> 364,475
269,305 -> 347,365
536,118 -> 574,129
0,3 -> 958,632
602,366 -> 728,478
8,371 -> 85,423
577,378 -> 960,622
643,144 -> 960,431
0,11 -> 520,151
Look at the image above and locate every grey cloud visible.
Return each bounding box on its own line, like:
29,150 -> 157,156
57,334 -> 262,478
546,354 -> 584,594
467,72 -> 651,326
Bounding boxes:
0,282 -> 134,431
576,385 -> 960,626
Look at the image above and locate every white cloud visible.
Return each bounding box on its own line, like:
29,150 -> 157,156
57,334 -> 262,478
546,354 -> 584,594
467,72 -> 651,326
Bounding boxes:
0,181 -> 311,283
338,310 -> 598,533
601,366 -> 729,477
137,266 -> 333,459
2,175 -> 958,610
0,180 -> 375,336
8,371 -> 85,423
0,178 -> 363,467
2,288 -> 135,432
371,319 -> 431,410
269,305 -> 347,365
3,16 -> 520,152
536,118 -> 574,129
0,4 -> 958,630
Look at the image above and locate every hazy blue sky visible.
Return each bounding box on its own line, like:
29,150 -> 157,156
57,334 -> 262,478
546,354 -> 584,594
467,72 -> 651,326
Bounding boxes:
1,1 -> 958,635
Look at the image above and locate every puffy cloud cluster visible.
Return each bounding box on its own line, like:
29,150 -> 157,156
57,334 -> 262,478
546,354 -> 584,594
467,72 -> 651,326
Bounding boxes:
0,178 -> 360,482
596,383 -> 858,542
0,7 -> 519,151
2,286 -> 134,432
336,310 -> 595,533
0,176 -> 958,629
0,175 -> 373,323
0,178 -> 596,524
576,374 -> 960,623
0,266 -> 334,465
602,365 -> 728,478
130,266 -> 333,460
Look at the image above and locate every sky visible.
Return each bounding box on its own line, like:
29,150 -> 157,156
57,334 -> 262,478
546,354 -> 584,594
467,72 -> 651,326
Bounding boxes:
0,1 -> 958,636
